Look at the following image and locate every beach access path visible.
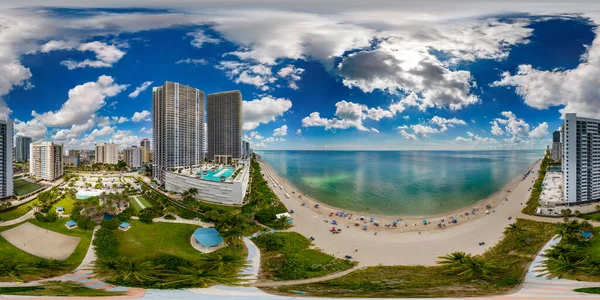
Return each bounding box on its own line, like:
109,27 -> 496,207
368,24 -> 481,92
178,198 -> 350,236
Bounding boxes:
259,157 -> 543,267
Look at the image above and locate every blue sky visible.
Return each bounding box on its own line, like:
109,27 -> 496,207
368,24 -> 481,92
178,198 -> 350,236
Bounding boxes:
1,2 -> 600,151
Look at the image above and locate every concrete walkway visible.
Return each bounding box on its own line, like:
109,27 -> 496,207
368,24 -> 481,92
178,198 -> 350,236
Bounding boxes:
241,237 -> 260,283
251,265 -> 362,287
152,215 -> 213,227
0,210 -> 34,226
77,226 -> 100,270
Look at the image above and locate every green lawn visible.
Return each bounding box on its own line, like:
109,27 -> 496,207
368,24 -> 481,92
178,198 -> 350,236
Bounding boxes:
52,196 -> 76,214
580,213 -> 600,222
253,232 -> 355,281
135,195 -> 152,208
0,199 -> 38,221
129,197 -> 143,213
574,287 -> 600,294
114,220 -> 203,263
270,219 -> 557,298
13,179 -> 44,196
0,281 -> 124,296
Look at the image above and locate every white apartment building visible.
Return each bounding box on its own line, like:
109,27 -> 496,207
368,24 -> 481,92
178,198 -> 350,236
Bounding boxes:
30,142 -> 63,181
124,146 -> 142,169
563,113 -> 600,204
153,81 -> 204,185
0,119 -> 13,198
94,143 -> 119,164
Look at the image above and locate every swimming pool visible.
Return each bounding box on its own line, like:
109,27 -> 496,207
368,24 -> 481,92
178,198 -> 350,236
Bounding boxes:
198,168 -> 235,182
76,190 -> 102,199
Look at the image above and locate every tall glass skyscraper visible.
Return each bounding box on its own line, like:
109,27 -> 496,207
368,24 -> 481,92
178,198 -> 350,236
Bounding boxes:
15,135 -> 31,162
207,90 -> 242,164
152,81 -> 204,184
0,118 -> 13,198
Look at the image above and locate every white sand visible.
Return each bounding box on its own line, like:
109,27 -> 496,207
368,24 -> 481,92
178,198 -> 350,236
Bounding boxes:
0,222 -> 81,260
259,157 -> 541,266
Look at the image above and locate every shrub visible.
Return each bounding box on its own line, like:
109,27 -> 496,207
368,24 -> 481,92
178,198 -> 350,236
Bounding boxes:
93,228 -> 119,259
34,211 -> 58,222
151,254 -> 193,270
101,219 -> 120,230
138,208 -> 155,224
76,218 -> 96,230
117,207 -> 135,221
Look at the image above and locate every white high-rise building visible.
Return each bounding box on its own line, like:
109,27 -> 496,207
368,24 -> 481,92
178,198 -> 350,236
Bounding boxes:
563,113 -> 600,204
153,81 -> 204,184
94,143 -> 119,164
0,119 -> 13,198
30,142 -> 63,181
124,146 -> 142,169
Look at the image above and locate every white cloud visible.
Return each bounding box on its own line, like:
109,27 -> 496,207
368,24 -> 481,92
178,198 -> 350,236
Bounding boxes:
529,122 -> 549,139
52,118 -> 95,141
492,111 -> 548,139
109,129 -> 141,147
248,131 -> 264,140
187,30 -> 221,48
491,121 -> 504,136
40,40 -> 78,53
175,58 -> 208,66
218,61 -> 276,91
399,129 -> 417,140
131,110 -> 151,122
32,75 -> 128,127
296,128 -> 302,135
301,100 -> 397,132
140,127 -> 153,134
112,116 -> 129,124
273,124 -> 288,137
14,118 -> 46,140
429,116 -> 467,131
455,131 -> 498,144
243,96 -> 292,130
59,41 -> 126,70
128,81 -> 153,98
277,65 -> 305,89
492,28 -> 600,118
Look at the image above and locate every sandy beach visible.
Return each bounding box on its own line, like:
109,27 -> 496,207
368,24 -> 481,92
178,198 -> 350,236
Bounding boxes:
258,156 -> 542,266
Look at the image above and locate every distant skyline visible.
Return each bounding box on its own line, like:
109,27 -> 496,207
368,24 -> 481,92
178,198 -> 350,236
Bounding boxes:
1,1 -> 599,150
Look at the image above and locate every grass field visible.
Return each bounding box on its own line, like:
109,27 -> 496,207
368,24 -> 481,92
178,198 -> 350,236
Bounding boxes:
114,220 -> 202,263
0,281 -> 124,296
0,220 -> 93,282
136,195 -> 151,207
0,199 -> 38,221
51,195 -> 76,214
253,232 -> 355,281
128,196 -> 151,213
129,197 -> 143,213
13,179 -> 44,196
270,219 -> 557,298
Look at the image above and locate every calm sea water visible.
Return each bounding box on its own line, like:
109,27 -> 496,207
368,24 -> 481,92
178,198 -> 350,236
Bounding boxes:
257,150 -> 542,215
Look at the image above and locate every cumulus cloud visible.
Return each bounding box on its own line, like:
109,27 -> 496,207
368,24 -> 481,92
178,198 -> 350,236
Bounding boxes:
395,115 -> 467,138
301,100 -> 398,132
492,28 -> 600,118
112,116 -> 129,124
243,96 -> 292,130
131,110 -> 151,122
128,81 -> 153,98
277,65 -> 304,89
218,61 -> 276,91
399,129 -> 418,140
58,41 -> 126,69
32,75 -> 128,127
140,127 -> 153,134
273,124 -> 288,137
491,111 -> 548,139
296,128 -> 302,135
14,118 -> 46,140
455,131 -> 498,144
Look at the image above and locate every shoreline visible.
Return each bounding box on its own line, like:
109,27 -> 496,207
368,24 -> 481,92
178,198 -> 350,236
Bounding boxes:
257,155 -> 542,266
259,155 -> 541,232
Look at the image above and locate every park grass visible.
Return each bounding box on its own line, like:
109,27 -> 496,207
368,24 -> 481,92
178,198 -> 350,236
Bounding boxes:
114,220 -> 203,263
0,199 -> 38,221
129,197 -> 143,213
0,281 -> 125,296
580,213 -> 600,222
136,195 -> 152,208
574,287 -> 600,294
268,219 -> 557,298
253,232 -> 355,281
13,179 -> 44,196
51,196 -> 76,214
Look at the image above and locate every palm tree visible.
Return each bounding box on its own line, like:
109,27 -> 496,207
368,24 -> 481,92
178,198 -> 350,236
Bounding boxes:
275,216 -> 290,228
165,206 -> 178,217
542,254 -> 589,278
220,227 -> 245,248
200,251 -> 246,273
113,260 -> 159,283
437,252 -> 470,266
0,258 -> 37,281
159,267 -> 239,288
94,258 -> 120,278
457,256 -> 498,278
204,210 -> 220,222
504,223 -> 526,239
556,220 -> 584,242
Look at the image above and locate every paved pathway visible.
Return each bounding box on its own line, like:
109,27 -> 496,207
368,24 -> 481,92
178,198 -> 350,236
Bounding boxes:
77,226 -> 99,270
0,210 -> 34,226
152,215 -> 214,227
241,237 -> 260,283
251,265 -> 362,287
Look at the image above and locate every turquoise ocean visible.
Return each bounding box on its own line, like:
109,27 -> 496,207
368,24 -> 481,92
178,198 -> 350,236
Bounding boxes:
257,150 -> 542,215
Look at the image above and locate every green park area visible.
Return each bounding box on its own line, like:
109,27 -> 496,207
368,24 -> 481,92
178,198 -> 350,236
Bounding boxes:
128,196 -> 152,213
253,232 -> 355,281
114,220 -> 200,262
0,199 -> 38,221
13,179 -> 44,196
0,281 -> 124,297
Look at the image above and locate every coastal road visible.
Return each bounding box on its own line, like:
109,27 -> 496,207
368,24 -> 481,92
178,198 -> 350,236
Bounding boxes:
257,158 -> 542,267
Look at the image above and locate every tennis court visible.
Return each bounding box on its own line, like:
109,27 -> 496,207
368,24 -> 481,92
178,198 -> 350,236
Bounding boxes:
0,222 -> 81,260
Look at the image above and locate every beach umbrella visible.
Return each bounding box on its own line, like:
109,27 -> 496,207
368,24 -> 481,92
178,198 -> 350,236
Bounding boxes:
392,221 -> 398,225
370,217 -> 375,222
360,216 -> 365,220
452,219 -> 457,223
330,212 -> 334,215
441,219 -> 445,223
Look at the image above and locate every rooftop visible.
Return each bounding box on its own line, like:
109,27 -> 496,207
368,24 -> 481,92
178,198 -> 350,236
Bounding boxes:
193,227 -> 223,247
